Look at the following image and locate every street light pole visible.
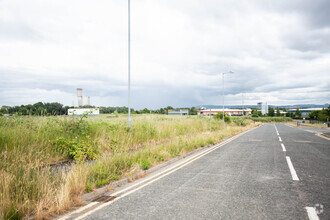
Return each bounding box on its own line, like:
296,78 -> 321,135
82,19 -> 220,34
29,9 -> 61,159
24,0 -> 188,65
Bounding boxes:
127,0 -> 131,127
222,73 -> 224,122
222,71 -> 234,122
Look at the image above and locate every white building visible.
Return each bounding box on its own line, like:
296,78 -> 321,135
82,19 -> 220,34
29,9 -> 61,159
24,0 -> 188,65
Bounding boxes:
68,108 -> 99,116
168,109 -> 189,115
258,102 -> 268,115
197,109 -> 252,116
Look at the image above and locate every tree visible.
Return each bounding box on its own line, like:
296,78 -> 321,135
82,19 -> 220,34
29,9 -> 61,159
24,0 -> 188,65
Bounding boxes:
268,107 -> 275,117
159,108 -> 165,114
189,107 -> 197,115
19,107 -> 28,115
275,107 -> 280,117
309,106 -> 330,121
295,108 -> 302,118
141,108 -> 150,114
308,110 -> 320,119
0,106 -> 8,114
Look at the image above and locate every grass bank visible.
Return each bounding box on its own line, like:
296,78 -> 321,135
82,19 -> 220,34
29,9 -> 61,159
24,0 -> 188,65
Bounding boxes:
241,116 -> 293,123
0,114 -> 259,219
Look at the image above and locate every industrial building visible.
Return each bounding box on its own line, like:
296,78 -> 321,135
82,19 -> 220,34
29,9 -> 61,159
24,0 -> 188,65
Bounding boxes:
168,109 -> 189,115
68,108 -> 99,116
197,109 -> 252,116
257,102 -> 268,115
288,108 -> 323,117
77,88 -> 83,107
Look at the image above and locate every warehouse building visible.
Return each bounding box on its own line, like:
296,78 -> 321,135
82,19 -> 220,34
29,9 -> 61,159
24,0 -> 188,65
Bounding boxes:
197,109 -> 252,116
288,108 -> 322,117
168,109 -> 189,115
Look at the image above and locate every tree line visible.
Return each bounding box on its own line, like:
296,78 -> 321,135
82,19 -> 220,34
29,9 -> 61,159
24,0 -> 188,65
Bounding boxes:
0,102 -> 72,116
99,106 -> 198,115
0,102 -> 198,116
250,106 -> 330,121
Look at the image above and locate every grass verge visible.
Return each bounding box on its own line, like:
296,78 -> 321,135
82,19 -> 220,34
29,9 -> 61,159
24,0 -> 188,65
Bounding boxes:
0,114 -> 259,219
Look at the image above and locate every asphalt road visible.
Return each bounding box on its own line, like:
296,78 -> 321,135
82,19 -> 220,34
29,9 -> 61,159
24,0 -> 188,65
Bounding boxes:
62,123 -> 330,220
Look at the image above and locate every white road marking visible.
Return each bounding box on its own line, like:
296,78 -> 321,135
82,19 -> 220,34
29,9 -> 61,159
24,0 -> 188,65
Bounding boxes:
286,156 -> 299,181
58,202 -> 99,220
278,136 -> 282,142
274,124 -> 279,135
305,207 -> 320,220
281,143 -> 286,152
73,126 -> 260,219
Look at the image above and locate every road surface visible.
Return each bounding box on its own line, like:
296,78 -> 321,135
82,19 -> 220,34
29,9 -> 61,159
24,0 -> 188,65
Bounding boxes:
60,123 -> 330,220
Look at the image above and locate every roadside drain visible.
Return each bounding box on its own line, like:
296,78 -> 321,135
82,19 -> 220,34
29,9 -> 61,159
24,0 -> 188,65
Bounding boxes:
92,195 -> 117,203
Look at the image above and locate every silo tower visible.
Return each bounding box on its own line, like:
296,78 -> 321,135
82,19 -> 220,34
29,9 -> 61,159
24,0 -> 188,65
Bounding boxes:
77,88 -> 83,107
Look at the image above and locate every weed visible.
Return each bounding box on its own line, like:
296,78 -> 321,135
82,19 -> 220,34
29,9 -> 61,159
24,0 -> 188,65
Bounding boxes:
85,182 -> 92,193
0,114 -> 258,219
214,112 -> 231,123
140,159 -> 151,170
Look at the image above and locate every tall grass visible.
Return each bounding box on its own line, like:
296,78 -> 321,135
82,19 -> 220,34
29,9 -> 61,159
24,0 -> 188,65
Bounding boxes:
0,114 -> 259,219
241,116 -> 293,122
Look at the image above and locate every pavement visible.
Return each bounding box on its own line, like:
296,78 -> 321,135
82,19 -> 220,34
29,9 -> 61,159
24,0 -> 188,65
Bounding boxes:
321,133 -> 330,139
57,123 -> 330,220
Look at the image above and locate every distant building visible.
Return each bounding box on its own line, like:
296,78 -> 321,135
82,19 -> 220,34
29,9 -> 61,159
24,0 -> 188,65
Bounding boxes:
77,88 -> 83,107
87,96 -> 91,105
288,108 -> 323,117
68,108 -> 99,116
258,102 -> 268,115
197,109 -> 252,116
168,109 -> 189,115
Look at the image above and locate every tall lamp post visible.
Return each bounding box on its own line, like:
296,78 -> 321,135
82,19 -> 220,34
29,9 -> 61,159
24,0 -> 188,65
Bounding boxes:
127,0 -> 131,127
221,71 -> 234,122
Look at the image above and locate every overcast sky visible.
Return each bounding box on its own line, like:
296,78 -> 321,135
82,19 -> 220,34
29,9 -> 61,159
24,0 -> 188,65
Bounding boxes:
0,0 -> 329,109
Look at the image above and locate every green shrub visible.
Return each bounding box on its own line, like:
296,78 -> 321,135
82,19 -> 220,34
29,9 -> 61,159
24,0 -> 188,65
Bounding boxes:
213,112 -> 231,123
140,159 -> 151,170
231,117 -> 247,126
4,206 -> 23,220
85,182 -> 92,192
52,136 -> 98,163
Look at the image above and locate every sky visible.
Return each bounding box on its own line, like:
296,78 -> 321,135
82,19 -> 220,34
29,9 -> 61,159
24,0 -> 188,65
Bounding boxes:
0,0 -> 329,109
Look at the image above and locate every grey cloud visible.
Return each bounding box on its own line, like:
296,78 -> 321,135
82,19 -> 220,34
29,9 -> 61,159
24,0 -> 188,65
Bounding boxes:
1,0 -> 330,108
0,68 -> 127,98
0,20 -> 42,41
261,0 -> 330,28
285,29 -> 330,53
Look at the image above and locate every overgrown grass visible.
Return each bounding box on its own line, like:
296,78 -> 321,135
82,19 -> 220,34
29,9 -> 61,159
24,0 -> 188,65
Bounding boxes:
242,116 -> 293,122
0,114 -> 259,219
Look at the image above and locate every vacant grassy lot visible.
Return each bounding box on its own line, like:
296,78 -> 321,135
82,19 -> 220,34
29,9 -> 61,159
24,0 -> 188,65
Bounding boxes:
0,114 -> 259,219
242,116 -> 293,123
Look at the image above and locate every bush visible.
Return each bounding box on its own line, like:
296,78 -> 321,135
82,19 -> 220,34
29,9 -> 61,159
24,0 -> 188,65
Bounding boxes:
140,159 -> 151,170
231,117 -> 246,126
52,136 -> 98,163
213,112 -> 231,123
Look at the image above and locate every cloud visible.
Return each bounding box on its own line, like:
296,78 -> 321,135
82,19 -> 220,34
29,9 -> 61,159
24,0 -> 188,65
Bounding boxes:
0,0 -> 329,109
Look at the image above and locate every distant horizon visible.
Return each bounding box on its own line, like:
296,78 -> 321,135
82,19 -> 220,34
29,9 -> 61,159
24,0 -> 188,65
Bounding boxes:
2,101 -> 329,111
